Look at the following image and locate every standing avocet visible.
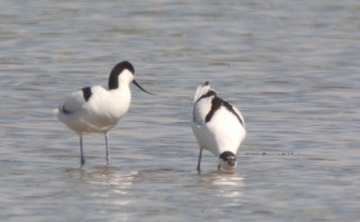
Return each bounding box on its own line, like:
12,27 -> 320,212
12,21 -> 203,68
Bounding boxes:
54,61 -> 153,166
191,81 -> 246,172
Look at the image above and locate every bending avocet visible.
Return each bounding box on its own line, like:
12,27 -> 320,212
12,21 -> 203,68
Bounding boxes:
191,81 -> 246,172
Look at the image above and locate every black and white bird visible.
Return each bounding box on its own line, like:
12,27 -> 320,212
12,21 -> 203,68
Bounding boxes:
53,61 -> 153,166
191,81 -> 246,172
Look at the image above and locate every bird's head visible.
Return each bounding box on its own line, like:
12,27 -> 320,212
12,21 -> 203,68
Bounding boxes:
218,151 -> 237,171
109,61 -> 154,95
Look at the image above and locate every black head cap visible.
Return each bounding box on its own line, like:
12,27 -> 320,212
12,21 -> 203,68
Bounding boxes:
219,151 -> 236,166
109,61 -> 135,89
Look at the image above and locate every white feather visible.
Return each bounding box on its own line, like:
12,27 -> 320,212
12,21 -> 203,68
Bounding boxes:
55,85 -> 131,135
193,82 -> 211,103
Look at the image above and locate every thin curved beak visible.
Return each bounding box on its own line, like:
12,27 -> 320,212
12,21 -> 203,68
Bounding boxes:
132,80 -> 155,95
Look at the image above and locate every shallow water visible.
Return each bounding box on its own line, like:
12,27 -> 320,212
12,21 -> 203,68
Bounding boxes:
1,0 -> 360,221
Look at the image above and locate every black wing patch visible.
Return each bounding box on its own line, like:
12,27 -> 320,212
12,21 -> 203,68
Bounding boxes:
193,90 -> 217,123
195,90 -> 217,104
205,97 -> 244,126
82,87 -> 92,102
60,87 -> 92,115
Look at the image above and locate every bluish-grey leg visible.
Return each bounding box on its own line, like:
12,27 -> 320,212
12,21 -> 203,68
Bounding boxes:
80,136 -> 85,167
197,148 -> 203,173
105,133 -> 110,165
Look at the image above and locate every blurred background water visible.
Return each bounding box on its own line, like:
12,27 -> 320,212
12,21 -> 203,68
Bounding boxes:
1,0 -> 359,221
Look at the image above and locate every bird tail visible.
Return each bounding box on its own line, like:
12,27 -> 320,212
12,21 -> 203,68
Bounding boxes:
193,81 -> 212,103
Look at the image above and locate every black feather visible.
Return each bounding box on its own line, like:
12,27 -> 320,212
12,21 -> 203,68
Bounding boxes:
82,87 -> 92,101
205,96 -> 244,126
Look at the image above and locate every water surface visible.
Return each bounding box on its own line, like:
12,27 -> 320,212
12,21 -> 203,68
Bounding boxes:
1,0 -> 359,221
